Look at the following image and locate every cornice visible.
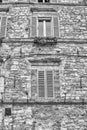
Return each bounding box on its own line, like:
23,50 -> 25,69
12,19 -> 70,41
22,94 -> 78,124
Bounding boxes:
2,38 -> 87,44
0,2 -> 87,7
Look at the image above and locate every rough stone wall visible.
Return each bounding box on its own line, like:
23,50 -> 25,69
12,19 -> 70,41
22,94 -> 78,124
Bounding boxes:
7,5 -> 87,39
0,1 -> 87,130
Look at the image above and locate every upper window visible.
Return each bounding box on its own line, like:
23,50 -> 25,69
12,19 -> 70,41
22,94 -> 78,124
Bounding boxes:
38,0 -> 50,3
38,18 -> 51,37
31,16 -> 59,38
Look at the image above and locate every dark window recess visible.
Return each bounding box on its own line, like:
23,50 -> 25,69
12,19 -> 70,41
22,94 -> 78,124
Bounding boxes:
38,0 -> 50,2
38,0 -> 43,2
5,108 -> 11,116
45,0 -> 50,2
0,0 -> 2,2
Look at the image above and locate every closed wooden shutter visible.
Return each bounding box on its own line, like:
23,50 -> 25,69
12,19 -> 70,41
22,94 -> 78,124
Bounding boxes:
51,0 -> 57,3
0,16 -> 7,38
30,0 -> 37,3
46,71 -> 53,97
28,18 -> 30,37
54,70 -> 60,98
53,17 -> 59,37
46,19 -> 51,37
38,20 -> 44,37
0,77 -> 4,99
38,71 -> 45,97
0,77 -> 4,92
31,69 -> 37,98
32,17 -> 37,37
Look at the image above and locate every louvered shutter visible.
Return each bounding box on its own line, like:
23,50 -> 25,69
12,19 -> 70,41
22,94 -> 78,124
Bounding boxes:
38,20 -> 44,37
53,17 -> 59,37
51,0 -> 57,3
31,69 -> 37,98
54,70 -> 60,99
28,18 -> 30,37
32,17 -> 37,37
46,19 -> 51,37
46,71 -> 53,97
30,0 -> 37,3
0,16 -> 7,38
38,71 -> 45,97
0,77 -> 4,99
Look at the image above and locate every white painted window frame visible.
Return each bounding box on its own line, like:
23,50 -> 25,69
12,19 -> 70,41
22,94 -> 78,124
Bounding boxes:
38,17 -> 52,37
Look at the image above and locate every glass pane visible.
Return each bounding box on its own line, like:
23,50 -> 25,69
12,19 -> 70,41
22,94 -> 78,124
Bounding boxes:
46,19 -> 51,37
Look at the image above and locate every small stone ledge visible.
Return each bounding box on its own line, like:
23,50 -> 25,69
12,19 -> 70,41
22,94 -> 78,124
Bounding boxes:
30,7 -> 57,12
0,101 -> 86,105
29,57 -> 61,63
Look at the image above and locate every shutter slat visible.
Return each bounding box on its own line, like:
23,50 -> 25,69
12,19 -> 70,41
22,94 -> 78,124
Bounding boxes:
0,17 -> 7,38
32,17 -> 37,37
47,71 -> 53,97
53,17 -> 59,37
38,71 -> 45,97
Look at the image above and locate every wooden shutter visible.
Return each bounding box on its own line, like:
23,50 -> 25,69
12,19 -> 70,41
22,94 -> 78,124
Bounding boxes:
46,71 -> 53,97
51,0 -> 57,3
0,16 -> 7,38
38,20 -> 44,37
0,77 -> 4,93
46,19 -> 51,37
0,77 -> 4,99
32,17 -> 37,37
38,71 -> 45,97
30,0 -> 37,3
54,70 -> 60,98
28,18 -> 30,37
31,69 -> 37,98
53,17 -> 59,37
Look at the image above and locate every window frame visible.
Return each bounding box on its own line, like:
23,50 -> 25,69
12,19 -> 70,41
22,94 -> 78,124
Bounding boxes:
37,69 -> 54,99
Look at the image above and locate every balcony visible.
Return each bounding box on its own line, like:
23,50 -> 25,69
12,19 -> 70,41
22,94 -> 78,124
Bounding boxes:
34,37 -> 57,46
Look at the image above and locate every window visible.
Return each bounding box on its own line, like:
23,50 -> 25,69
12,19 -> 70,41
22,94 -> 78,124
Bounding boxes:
5,108 -> 11,116
0,0 -> 2,2
38,0 -> 50,3
38,70 -> 53,98
38,18 -> 51,37
31,16 -> 59,37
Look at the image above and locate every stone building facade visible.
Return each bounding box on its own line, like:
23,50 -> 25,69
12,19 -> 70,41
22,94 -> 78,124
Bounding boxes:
0,0 -> 87,130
